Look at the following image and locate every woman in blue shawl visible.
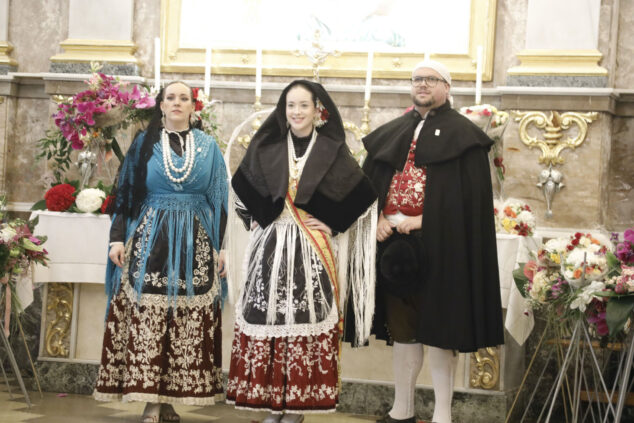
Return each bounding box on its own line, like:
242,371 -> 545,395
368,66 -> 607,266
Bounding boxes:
93,81 -> 228,423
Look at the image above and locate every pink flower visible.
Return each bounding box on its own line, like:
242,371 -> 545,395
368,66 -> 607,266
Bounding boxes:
523,261 -> 538,281
134,94 -> 155,109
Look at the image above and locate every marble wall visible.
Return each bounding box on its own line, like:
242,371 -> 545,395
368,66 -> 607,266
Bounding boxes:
5,94 -> 50,202
8,0 -> 69,73
608,117 -> 634,230
614,0 -> 634,87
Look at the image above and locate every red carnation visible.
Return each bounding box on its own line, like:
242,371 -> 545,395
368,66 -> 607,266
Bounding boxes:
191,87 -> 204,111
571,238 -> 579,246
321,108 -> 329,121
100,194 -> 115,214
575,232 -> 582,239
44,184 -> 76,211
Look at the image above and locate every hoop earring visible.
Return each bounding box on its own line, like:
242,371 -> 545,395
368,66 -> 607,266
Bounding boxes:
161,112 -> 166,127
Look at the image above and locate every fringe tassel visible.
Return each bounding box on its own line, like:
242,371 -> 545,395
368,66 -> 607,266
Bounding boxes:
336,200 -> 378,346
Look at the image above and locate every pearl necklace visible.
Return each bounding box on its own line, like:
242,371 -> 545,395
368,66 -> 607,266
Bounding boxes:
161,128 -> 196,183
287,129 -> 317,181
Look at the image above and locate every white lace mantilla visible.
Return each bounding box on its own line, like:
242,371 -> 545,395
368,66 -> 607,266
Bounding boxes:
235,207 -> 339,338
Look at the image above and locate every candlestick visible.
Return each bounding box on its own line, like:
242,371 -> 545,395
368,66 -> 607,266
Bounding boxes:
475,45 -> 483,105
364,50 -> 374,102
154,37 -> 161,93
204,45 -> 212,97
255,47 -> 262,98
360,99 -> 371,135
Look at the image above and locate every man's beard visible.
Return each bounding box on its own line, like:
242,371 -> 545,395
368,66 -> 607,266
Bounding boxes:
412,95 -> 434,108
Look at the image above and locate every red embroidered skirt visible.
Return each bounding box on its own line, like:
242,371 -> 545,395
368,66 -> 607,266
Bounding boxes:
93,284 -> 224,405
226,323 -> 340,413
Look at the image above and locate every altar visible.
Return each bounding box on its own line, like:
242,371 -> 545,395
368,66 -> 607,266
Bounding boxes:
31,211 -> 111,363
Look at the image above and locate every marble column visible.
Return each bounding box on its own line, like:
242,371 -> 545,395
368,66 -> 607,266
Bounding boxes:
0,0 -> 17,74
50,0 -> 138,75
507,0 -> 608,87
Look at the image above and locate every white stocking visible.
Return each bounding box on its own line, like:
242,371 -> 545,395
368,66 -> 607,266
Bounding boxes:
428,346 -> 458,423
389,342 -> 424,420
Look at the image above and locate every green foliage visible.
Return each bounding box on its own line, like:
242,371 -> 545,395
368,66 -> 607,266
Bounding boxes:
513,263 -> 529,298
606,295 -> 634,335
606,251 -> 622,278
30,200 -> 46,211
36,129 -> 74,184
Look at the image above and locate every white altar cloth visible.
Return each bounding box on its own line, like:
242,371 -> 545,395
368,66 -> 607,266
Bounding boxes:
496,234 -> 541,346
31,211 -> 111,284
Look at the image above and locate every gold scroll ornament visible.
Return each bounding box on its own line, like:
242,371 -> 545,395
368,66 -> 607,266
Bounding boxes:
470,347 -> 500,390
512,111 -> 598,166
45,283 -> 73,357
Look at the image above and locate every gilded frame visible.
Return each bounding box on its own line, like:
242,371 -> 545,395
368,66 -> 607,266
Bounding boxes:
160,0 -> 497,81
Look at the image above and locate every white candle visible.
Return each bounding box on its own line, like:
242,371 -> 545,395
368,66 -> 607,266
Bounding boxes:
364,50 -> 374,102
154,37 -> 161,92
204,45 -> 212,97
475,45 -> 483,105
255,47 -> 262,98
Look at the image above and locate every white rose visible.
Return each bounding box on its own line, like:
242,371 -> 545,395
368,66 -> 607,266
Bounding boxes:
76,188 -> 106,213
516,210 -> 536,229
0,225 -> 16,242
545,238 -> 569,254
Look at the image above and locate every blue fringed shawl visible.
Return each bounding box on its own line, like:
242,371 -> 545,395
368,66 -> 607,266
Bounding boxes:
105,129 -> 228,312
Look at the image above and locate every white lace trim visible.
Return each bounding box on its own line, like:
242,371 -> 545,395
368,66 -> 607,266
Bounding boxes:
234,212 -> 339,337
226,400 -> 337,414
93,390 -> 223,406
234,297 -> 339,338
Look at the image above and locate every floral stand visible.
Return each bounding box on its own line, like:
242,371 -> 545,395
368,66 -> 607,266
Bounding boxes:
0,284 -> 32,406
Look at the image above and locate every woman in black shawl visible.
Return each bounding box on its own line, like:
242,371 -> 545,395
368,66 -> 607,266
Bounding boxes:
226,80 -> 376,422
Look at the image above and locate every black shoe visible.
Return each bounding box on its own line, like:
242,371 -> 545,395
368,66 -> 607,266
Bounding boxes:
375,415 -> 416,423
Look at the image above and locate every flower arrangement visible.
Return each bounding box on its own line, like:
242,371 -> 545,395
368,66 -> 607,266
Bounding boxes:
0,196 -> 49,336
459,104 -> 509,183
191,88 -> 223,147
75,188 -> 107,213
33,180 -> 113,215
514,227 -> 634,339
52,63 -> 155,155
615,228 -> 634,265
561,232 -> 611,287
496,198 -> 536,236
537,237 -> 569,267
44,183 -> 76,212
36,67 -> 223,214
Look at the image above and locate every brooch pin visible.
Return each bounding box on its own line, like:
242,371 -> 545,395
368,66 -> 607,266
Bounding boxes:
435,129 -> 441,136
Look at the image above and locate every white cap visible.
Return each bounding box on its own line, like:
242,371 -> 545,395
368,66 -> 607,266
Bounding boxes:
412,59 -> 451,85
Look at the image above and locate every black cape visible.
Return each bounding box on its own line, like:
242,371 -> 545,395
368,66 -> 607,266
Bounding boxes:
359,101 -> 504,352
232,80 -> 376,233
